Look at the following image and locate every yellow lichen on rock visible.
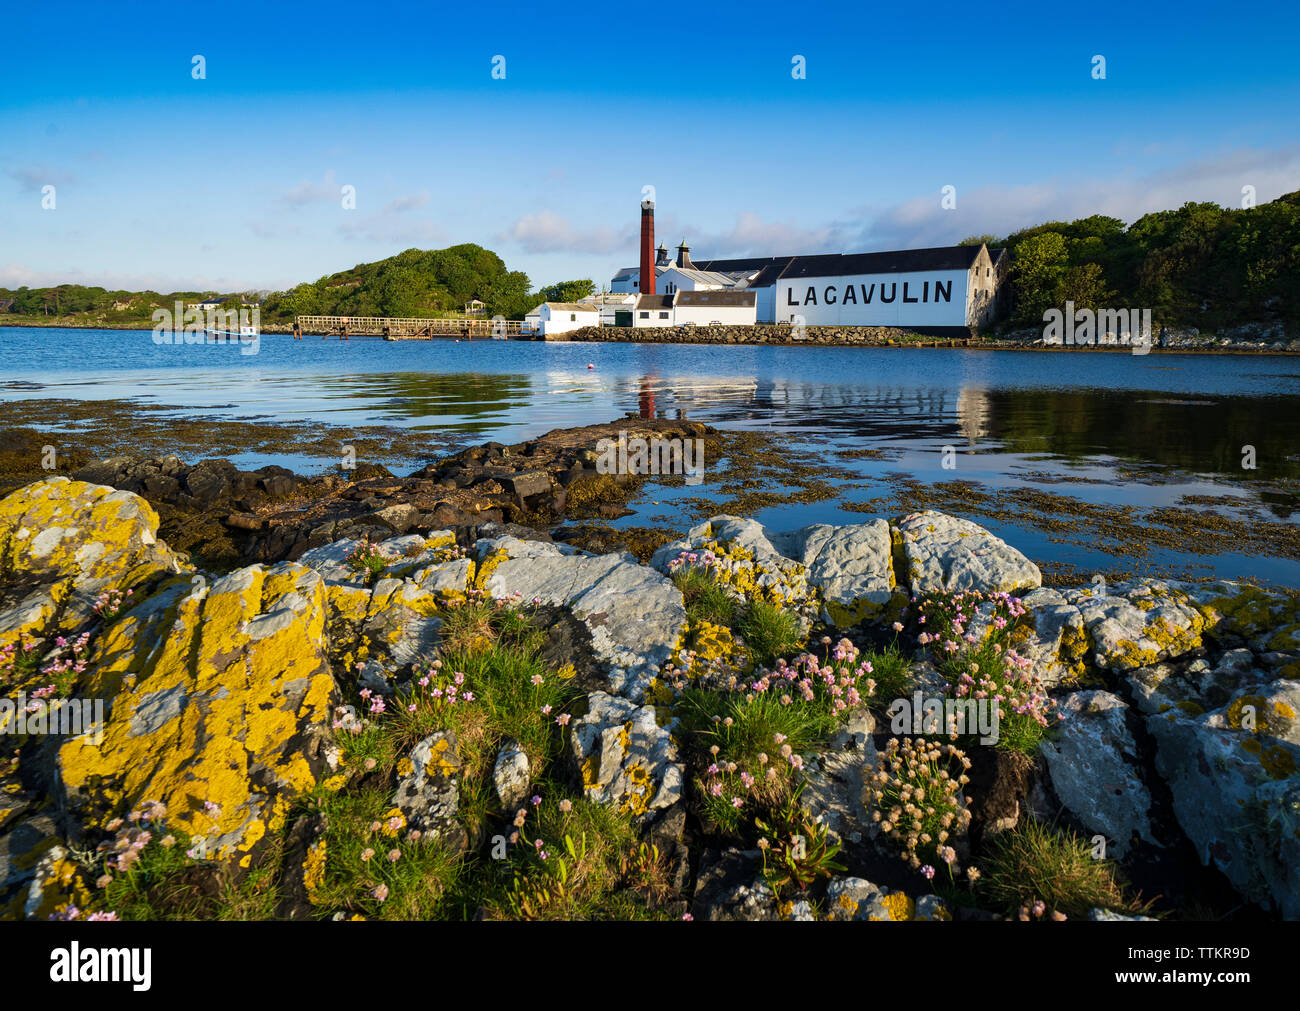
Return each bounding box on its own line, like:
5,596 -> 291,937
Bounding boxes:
0,478 -> 184,651
56,561 -> 338,860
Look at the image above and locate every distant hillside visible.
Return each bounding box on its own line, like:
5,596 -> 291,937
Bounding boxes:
259,243 -> 537,322
965,189 -> 1300,330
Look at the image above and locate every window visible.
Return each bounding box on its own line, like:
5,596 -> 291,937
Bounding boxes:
639,311 -> 649,319
986,267 -> 990,277
570,313 -> 576,322
658,311 -> 669,319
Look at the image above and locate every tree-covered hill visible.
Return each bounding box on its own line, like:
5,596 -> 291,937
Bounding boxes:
966,189 -> 1300,330
0,243 -> 595,326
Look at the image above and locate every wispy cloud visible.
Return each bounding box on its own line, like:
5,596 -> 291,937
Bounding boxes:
382,190 -> 430,213
498,210 -> 632,254
855,145 -> 1300,249
279,169 -> 340,207
7,164 -> 78,192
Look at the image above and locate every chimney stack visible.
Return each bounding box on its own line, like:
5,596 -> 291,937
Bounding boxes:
675,241 -> 693,269
639,197 -> 656,294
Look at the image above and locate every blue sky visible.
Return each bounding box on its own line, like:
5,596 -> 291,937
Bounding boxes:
2,0 -> 1298,294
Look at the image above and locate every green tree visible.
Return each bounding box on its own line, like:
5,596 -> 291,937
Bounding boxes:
1009,232 -> 1069,322
538,279 -> 595,303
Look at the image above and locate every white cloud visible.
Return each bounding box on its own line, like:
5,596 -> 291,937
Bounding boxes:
279,169 -> 340,207
498,210 -> 632,254
856,146 -> 1300,249
7,165 -> 78,192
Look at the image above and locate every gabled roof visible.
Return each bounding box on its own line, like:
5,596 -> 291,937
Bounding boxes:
676,290 -> 756,307
635,293 -> 675,310
661,266 -> 736,287
693,246 -> 986,283
780,246 -> 984,280
611,267 -> 639,280
541,302 -> 597,312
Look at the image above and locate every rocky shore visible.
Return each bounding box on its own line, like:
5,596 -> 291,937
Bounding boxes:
2,465 -> 1297,921
55,418 -> 715,569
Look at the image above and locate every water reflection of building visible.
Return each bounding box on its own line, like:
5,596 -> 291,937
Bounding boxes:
956,386 -> 991,445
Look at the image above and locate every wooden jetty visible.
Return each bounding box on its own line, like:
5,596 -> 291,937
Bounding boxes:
293,315 -> 534,340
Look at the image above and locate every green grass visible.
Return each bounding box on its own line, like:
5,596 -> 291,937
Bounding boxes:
672,566 -> 737,628
736,599 -> 800,666
299,785 -> 465,920
863,641 -> 913,708
98,826 -> 283,921
675,686 -> 837,833
978,818 -> 1154,919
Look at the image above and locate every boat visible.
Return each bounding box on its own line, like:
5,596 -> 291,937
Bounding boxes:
204,324 -> 260,340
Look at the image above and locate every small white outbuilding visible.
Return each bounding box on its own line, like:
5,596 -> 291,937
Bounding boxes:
525,301 -> 600,338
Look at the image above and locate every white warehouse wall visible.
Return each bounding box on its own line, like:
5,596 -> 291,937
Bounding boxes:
774,269 -> 970,327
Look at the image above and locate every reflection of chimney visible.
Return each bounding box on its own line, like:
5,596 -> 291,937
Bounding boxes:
639,198 -> 656,295
675,241 -> 693,269
655,243 -> 669,267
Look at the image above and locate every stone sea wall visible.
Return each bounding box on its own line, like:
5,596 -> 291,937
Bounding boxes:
550,325 -> 964,346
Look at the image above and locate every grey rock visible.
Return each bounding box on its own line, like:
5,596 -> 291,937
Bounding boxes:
393,731 -> 466,851
893,510 -> 1041,596
493,741 -> 532,811
1041,691 -> 1156,857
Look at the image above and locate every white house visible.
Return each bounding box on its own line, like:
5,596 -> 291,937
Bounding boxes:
524,301 -> 600,338
580,292 -> 637,326
673,290 -> 757,326
631,290 -> 757,327
633,293 -> 676,327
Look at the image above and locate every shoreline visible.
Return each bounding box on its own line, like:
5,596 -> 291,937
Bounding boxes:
2,319 -> 1297,353
1,400 -> 1296,590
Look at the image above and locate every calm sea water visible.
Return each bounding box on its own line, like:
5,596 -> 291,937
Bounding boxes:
3,326 -> 1299,585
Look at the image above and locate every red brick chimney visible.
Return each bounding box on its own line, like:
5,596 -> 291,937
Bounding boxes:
639,197 -> 656,294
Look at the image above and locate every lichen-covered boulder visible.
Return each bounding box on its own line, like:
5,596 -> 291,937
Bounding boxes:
651,515 -> 815,612
1176,579 -> 1300,654
0,478 -> 183,652
478,536 -> 685,699
569,691 -> 682,818
298,531 -> 458,586
1061,579 -> 1209,672
1040,691 -> 1157,857
892,511 -> 1040,596
825,876 -> 931,921
392,731 -> 465,852
1126,654 -> 1300,916
770,520 -> 898,626
56,562 -> 337,865
968,587 -> 1090,689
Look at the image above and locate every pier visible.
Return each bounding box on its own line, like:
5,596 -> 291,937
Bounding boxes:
293,315 -> 534,339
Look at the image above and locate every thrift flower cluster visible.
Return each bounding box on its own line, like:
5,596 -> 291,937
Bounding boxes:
866,736 -> 973,874
92,587 -> 132,620
95,798 -> 171,883
912,590 -> 1059,735
0,630 -> 92,699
